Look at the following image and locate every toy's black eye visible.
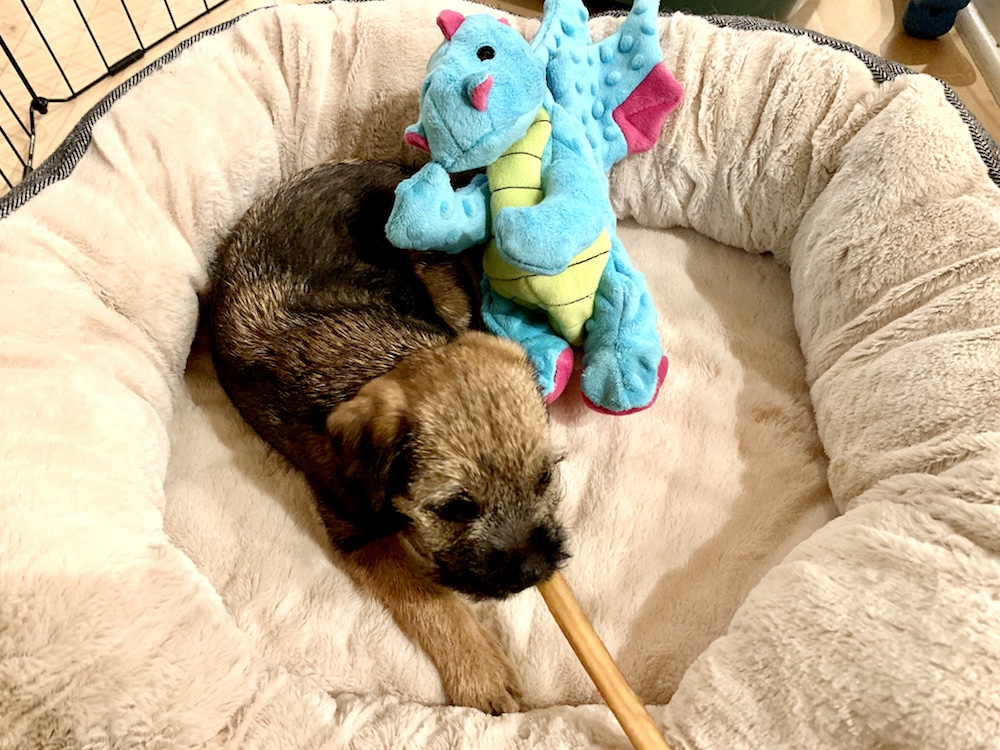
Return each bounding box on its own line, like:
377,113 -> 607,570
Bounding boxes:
433,492 -> 480,523
477,45 -> 495,61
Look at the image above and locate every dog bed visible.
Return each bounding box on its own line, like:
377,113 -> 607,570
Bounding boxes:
2,1 -> 999,747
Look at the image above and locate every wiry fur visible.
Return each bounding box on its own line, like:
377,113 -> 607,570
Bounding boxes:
209,160 -> 567,713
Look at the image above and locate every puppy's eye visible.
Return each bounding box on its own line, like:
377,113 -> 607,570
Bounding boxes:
433,492 -> 480,523
537,455 -> 564,493
477,45 -> 495,61
536,467 -> 553,493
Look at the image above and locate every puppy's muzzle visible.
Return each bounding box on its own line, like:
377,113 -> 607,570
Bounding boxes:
437,524 -> 568,600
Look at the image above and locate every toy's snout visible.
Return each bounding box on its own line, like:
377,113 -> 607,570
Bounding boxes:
467,74 -> 493,112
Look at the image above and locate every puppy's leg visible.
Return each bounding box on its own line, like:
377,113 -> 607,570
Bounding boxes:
406,250 -> 477,334
344,535 -> 521,714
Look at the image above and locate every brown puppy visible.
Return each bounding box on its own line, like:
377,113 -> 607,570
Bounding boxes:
209,161 -> 567,713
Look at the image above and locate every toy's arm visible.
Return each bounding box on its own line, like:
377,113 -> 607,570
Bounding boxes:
385,162 -> 490,254
492,109 -> 608,275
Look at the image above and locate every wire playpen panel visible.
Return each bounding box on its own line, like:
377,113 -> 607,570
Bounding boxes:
0,0 -> 229,194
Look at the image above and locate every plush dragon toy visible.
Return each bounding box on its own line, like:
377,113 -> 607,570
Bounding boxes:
385,0 -> 683,414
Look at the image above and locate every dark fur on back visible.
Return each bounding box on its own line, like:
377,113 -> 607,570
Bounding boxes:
210,161 -> 470,541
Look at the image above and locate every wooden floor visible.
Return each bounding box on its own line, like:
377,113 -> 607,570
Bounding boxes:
1,0 -> 999,194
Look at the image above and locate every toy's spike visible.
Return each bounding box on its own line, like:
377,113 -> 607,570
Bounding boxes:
612,64 -> 684,154
436,10 -> 465,40
622,0 -> 660,18
604,0 -> 660,46
499,17 -> 510,26
530,0 -> 592,63
468,75 -> 494,112
541,0 -> 683,171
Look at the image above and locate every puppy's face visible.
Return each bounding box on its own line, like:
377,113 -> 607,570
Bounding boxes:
327,332 -> 567,599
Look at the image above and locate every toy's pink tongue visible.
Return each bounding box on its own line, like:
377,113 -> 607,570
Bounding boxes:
612,63 -> 684,154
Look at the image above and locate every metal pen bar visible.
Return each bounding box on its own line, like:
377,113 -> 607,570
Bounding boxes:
118,0 -> 146,49
4,0 -> 232,107
18,0 -> 76,96
0,84 -> 30,136
24,104 -> 39,179
0,123 -> 27,169
141,2 -> 230,54
0,31 -> 42,104
0,0 -> 231,192
162,0 -> 179,31
72,0 -> 112,70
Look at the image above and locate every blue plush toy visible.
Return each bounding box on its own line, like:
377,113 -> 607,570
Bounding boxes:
385,0 -> 683,414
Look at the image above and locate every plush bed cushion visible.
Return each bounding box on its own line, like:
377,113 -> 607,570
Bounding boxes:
1,1 -> 999,748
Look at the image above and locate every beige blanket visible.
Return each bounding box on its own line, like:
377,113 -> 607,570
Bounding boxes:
1,2 -> 999,748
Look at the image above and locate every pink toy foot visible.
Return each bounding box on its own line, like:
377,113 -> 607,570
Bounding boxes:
582,356 -> 668,415
546,347 -> 575,405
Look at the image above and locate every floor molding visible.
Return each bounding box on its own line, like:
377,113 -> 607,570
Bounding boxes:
958,2 -> 1000,107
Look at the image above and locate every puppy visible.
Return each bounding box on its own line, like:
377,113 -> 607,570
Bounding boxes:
209,161 -> 567,713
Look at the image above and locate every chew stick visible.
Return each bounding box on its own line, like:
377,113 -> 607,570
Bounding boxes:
537,571 -> 671,750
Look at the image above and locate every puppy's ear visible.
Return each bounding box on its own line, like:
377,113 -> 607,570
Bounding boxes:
326,376 -> 411,512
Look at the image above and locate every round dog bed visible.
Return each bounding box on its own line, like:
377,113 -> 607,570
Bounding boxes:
2,1 -> 998,747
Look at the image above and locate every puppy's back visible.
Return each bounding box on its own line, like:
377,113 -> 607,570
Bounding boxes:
210,161 -> 457,485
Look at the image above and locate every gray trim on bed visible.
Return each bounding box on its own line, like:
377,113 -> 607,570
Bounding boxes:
1,4 -> 997,221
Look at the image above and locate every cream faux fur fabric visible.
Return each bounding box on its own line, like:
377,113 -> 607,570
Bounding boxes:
1,2 -> 998,748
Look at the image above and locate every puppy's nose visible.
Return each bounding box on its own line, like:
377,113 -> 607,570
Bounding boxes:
518,551 -> 554,586
506,525 -> 565,586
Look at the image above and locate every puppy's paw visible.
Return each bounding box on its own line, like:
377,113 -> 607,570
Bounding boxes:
443,632 -> 522,715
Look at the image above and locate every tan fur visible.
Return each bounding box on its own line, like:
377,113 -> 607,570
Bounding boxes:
342,536 -> 522,714
406,249 -> 482,333
324,331 -> 559,712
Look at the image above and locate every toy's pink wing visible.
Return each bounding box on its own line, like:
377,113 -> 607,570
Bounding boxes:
612,63 -> 684,155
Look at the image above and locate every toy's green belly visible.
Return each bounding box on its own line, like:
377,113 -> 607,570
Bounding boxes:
483,232 -> 610,346
484,107 -> 610,346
